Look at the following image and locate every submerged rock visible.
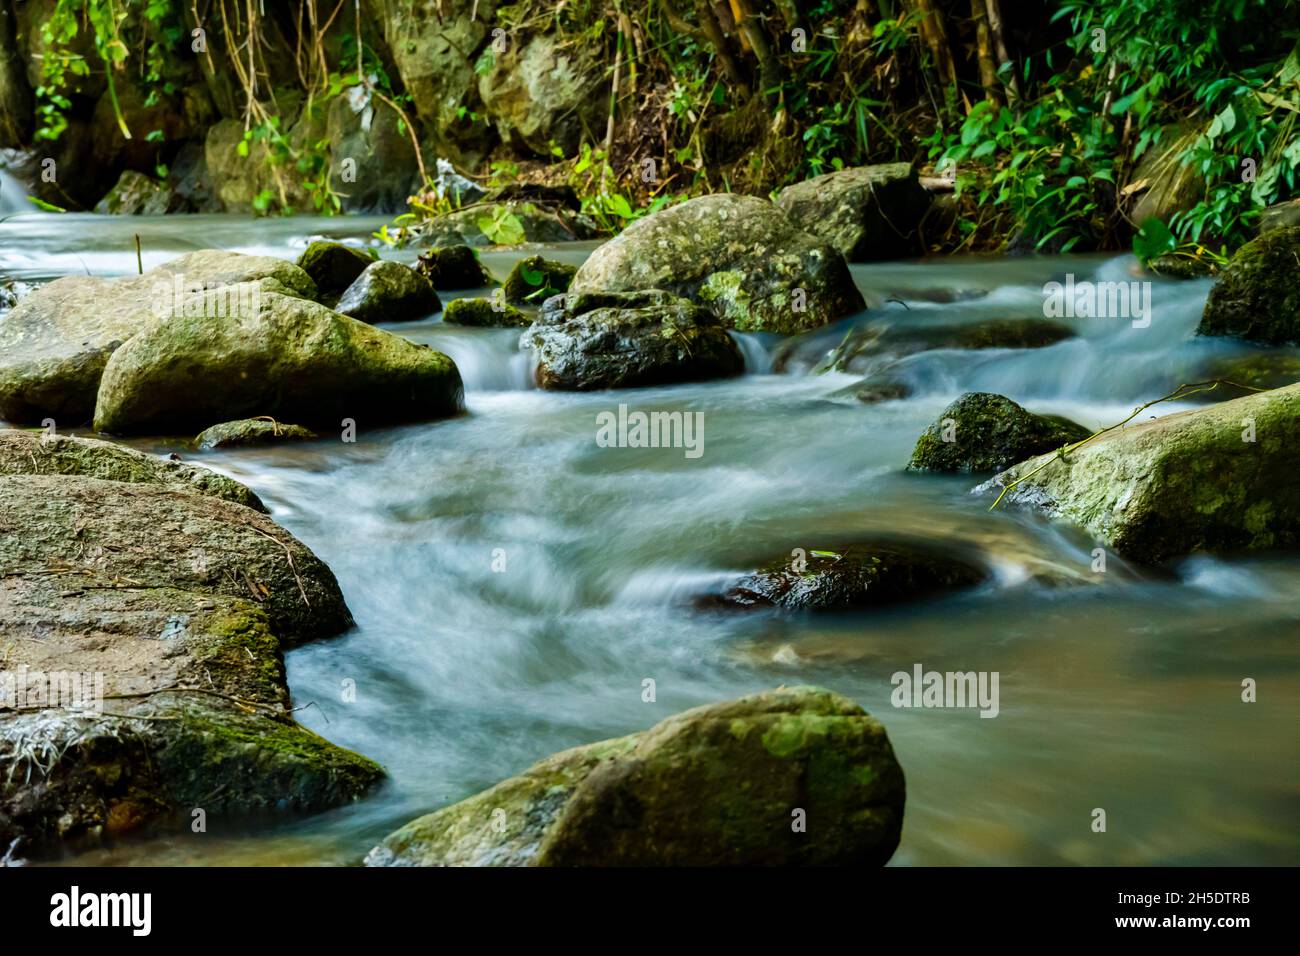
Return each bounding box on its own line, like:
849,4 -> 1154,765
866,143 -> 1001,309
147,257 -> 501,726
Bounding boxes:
775,163 -> 933,261
502,255 -> 576,305
521,290 -> 744,390
1198,227 -> 1300,343
335,260 -> 440,324
0,429 -> 264,511
975,383 -> 1300,564
416,245 -> 491,289
93,290 -> 463,435
365,686 -> 904,867
195,419 -> 318,451
294,241 -> 374,297
0,251 -> 317,425
569,193 -> 865,334
0,468 -> 381,856
831,377 -> 911,404
909,392 -> 1092,473
703,543 -> 986,611
442,296 -> 530,327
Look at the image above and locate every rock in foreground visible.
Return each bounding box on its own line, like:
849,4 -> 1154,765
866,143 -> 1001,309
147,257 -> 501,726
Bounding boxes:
909,392 -> 1091,473
704,543 -> 986,611
775,163 -> 933,261
522,290 -> 744,390
93,290 -> 463,434
0,456 -> 381,856
569,194 -> 865,334
365,686 -> 904,867
1198,226 -> 1300,344
976,383 -> 1300,564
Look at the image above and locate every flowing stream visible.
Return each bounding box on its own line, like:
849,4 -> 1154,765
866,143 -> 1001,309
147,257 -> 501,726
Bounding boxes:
3,211 -> 1297,866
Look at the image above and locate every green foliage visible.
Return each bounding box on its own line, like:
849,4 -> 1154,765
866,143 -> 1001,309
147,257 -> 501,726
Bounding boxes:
477,206 -> 526,245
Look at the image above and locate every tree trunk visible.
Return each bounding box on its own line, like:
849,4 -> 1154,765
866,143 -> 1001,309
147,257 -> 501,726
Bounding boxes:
970,0 -> 999,105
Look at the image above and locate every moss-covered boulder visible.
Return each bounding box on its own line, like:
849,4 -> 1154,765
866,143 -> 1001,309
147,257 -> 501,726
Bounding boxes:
93,170 -> 171,215
416,245 -> 491,289
522,290 -> 744,390
442,296 -> 530,327
570,194 -> 866,334
1198,227 -> 1300,343
0,471 -> 381,856
294,241 -> 374,297
909,392 -> 1091,473
93,290 -> 463,435
775,163 -> 933,261
975,383 -> 1300,564
703,543 -> 986,611
365,686 -> 904,867
0,428 -> 264,511
503,255 -> 576,306
335,260 -> 440,324
0,251 -> 316,425
195,419 -> 318,451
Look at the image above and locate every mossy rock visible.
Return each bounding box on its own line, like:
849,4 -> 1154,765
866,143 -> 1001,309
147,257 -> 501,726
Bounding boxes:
0,428 -> 264,511
502,255 -> 576,305
909,392 -> 1091,473
442,296 -> 530,327
416,245 -> 491,290
1148,253 -> 1216,279
570,193 -> 866,334
335,260 -> 440,324
1198,226 -> 1300,343
0,251 -> 317,425
195,419 -> 318,450
294,241 -> 375,296
365,686 -> 904,867
704,543 -> 986,611
93,170 -> 171,215
775,163 -> 933,261
521,290 -> 745,390
975,382 -> 1300,564
0,472 -> 381,856
93,290 -> 463,435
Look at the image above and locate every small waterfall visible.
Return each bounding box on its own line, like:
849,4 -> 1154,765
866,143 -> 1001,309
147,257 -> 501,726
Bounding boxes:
0,166 -> 34,215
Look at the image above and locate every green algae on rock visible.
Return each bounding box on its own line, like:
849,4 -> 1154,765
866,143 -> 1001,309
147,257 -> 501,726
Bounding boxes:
195,419 -> 319,451
975,383 -> 1300,564
1198,226 -> 1300,344
0,471 -> 381,856
442,296 -> 531,328
522,290 -> 744,390
93,290 -> 463,435
909,392 -> 1092,474
569,193 -> 866,334
365,686 -> 904,867
704,543 -> 986,611
0,251 -> 318,425
0,428 -> 265,511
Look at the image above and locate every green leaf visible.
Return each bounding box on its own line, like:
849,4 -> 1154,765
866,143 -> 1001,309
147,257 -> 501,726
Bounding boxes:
1133,217 -> 1176,263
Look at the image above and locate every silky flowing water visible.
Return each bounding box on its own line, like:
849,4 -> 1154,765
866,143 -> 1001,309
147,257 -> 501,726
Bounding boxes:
3,210 -> 1297,866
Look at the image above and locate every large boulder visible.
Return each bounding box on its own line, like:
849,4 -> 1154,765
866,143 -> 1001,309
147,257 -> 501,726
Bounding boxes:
335,260 -> 440,324
909,393 -> 1092,473
975,383 -> 1300,564
0,251 -> 317,425
1198,226 -> 1300,344
0,429 -> 264,511
702,543 -> 986,611
365,686 -> 904,867
569,194 -> 865,334
775,163 -> 933,261
522,290 -> 744,390
416,245 -> 491,289
94,290 -> 463,434
326,85 -> 420,213
0,457 -> 382,856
